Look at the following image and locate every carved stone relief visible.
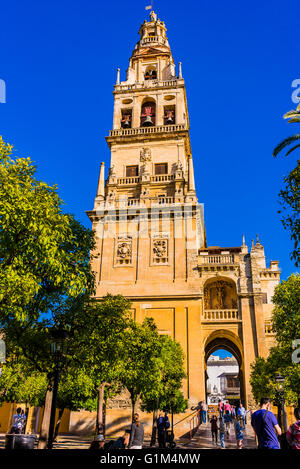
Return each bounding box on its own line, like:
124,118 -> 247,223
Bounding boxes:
116,236 -> 132,265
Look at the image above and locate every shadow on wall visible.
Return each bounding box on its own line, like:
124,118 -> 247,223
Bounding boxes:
70,414 -> 133,437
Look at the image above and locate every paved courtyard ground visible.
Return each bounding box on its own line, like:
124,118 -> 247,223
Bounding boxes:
0,422 -> 256,450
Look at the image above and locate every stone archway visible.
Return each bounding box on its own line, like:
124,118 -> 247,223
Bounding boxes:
204,331 -> 246,407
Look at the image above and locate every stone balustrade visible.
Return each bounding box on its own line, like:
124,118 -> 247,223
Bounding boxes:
103,197 -> 176,210
109,123 -> 187,137
199,254 -> 235,265
114,79 -> 182,92
139,36 -> 168,45
150,174 -> 173,183
116,174 -> 174,185
202,309 -> 239,321
155,196 -> 174,204
117,176 -> 140,185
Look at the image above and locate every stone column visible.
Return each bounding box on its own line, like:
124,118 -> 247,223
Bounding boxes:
188,155 -> 195,192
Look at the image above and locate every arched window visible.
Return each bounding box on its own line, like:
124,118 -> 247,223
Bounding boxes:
140,101 -> 156,126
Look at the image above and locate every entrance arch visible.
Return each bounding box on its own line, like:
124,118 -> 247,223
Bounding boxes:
204,330 -> 246,407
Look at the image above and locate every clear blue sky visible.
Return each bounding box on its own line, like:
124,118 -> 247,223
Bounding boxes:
0,0 -> 299,279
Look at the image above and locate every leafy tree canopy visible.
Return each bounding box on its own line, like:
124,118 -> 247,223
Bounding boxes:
0,136 -> 95,323
250,274 -> 300,405
273,107 -> 300,266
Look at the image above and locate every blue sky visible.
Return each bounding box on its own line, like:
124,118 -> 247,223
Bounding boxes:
0,0 -> 299,279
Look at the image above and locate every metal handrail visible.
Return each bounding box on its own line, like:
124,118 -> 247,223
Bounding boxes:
173,409 -> 199,428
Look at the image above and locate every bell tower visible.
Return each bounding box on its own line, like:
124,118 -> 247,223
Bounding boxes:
85,10 -> 281,419
87,11 -> 206,404
104,11 -> 199,208
88,10 -> 205,293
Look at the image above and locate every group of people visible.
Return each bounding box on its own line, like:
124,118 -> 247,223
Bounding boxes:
208,397 -> 300,450
89,413 -> 145,450
209,400 -> 247,449
89,411 -> 172,450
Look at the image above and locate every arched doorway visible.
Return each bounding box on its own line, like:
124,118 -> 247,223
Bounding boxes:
204,332 -> 246,409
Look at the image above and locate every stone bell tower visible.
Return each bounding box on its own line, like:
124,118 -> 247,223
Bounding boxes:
87,11 -> 205,296
86,11 -> 281,415
87,11 -> 206,403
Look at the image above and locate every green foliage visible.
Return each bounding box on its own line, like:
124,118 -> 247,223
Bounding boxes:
278,162 -> 300,266
74,294 -> 132,387
0,136 -> 95,323
250,274 -> 300,405
272,274 -> 300,344
118,318 -> 163,408
273,108 -> 300,266
141,334 -> 188,413
0,359 -> 98,411
0,360 -> 47,407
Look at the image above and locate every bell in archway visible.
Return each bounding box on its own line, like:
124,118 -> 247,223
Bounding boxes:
165,111 -> 174,124
143,115 -> 154,126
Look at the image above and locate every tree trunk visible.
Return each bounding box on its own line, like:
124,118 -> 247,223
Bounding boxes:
103,397 -> 107,438
150,408 -> 158,447
96,381 -> 106,434
130,393 -> 139,422
53,408 -> 65,441
37,382 -> 53,449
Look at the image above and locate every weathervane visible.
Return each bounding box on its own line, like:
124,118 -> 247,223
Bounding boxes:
145,0 -> 157,21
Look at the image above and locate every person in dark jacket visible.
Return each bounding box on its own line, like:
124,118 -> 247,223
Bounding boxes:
108,430 -> 131,449
157,412 -> 170,448
129,413 -> 144,449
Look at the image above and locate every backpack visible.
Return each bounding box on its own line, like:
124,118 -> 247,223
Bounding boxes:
13,414 -> 24,430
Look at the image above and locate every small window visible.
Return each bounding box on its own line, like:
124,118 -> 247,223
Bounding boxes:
155,163 -> 168,175
262,293 -> 268,304
126,165 -> 139,177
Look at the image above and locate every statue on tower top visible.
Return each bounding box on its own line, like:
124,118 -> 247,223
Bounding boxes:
150,10 -> 157,22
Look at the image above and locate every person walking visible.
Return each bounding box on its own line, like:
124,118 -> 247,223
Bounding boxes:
157,412 -> 170,448
210,415 -> 218,446
218,399 -> 224,418
251,397 -> 281,449
224,400 -> 232,415
237,403 -> 246,430
202,401 -> 207,424
224,410 -> 232,437
286,407 -> 300,449
219,416 -> 226,449
234,416 -> 244,449
129,413 -> 144,449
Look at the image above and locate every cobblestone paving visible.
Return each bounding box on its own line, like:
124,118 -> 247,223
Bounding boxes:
1,424 -> 256,450
182,422 -> 256,449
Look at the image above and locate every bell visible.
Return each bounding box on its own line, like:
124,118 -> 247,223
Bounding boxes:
122,119 -> 130,127
143,115 -> 153,126
166,116 -> 173,124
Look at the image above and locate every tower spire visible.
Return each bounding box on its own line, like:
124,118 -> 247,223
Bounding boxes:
94,162 -> 105,208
